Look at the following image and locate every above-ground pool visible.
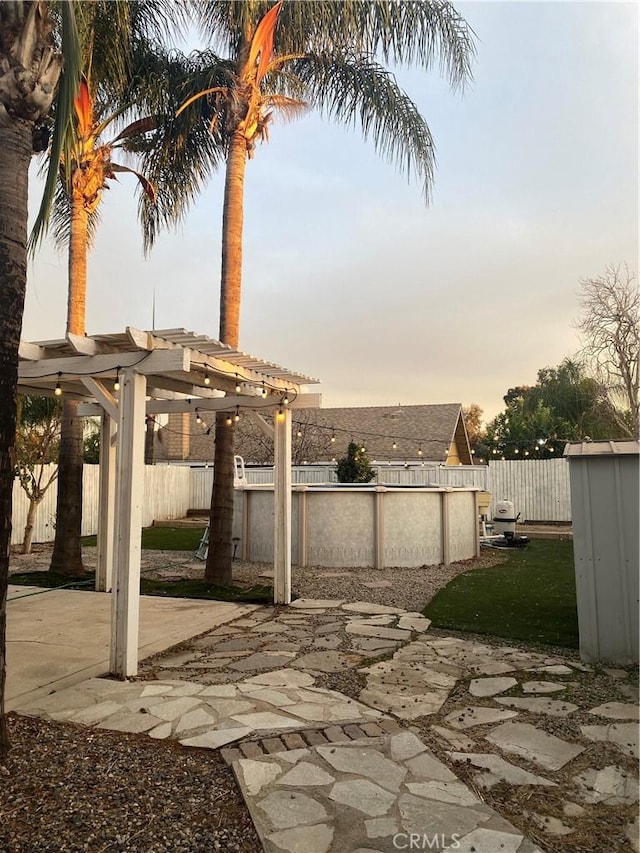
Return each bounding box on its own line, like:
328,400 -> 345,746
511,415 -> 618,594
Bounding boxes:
232,484 -> 480,569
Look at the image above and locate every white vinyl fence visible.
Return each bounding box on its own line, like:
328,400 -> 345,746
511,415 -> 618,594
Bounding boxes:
11,464 -> 191,547
11,458 -> 572,546
191,460 -> 571,521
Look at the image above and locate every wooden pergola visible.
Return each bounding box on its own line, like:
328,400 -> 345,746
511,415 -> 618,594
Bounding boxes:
17,327 -> 321,678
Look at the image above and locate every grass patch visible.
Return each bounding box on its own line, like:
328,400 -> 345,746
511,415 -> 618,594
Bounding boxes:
9,571 -> 272,604
81,526 -> 206,551
424,540 -> 578,648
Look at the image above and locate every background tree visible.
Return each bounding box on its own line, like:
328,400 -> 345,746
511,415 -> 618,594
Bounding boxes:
462,402 -> 489,462
83,420 -> 101,464
14,396 -> 61,554
0,0 -> 80,759
486,359 -> 624,459
165,0 -> 476,585
336,441 -> 375,483
291,412 -> 335,465
575,263 -> 639,438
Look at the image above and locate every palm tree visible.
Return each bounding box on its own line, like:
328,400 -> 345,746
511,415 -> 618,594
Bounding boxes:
38,1 -> 190,577
0,0 -> 80,759
171,0 -> 476,585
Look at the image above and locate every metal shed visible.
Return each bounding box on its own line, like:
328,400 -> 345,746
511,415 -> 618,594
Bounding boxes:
565,440 -> 639,664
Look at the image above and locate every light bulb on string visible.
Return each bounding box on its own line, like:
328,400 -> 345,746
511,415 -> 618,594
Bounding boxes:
282,391 -> 289,405
195,409 -> 202,425
261,382 -> 267,398
113,368 -> 121,392
235,375 -> 241,393
392,439 -> 397,450
331,432 -> 336,443
225,413 -> 233,426
234,406 -> 240,423
418,447 -> 423,457
203,369 -> 210,386
54,373 -> 63,396
297,428 -> 302,438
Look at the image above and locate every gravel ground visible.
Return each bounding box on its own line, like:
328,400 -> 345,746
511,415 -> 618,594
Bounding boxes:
5,543 -> 638,853
0,715 -> 260,853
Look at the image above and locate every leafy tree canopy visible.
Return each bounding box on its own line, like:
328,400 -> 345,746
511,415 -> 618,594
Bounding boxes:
486,359 -> 625,459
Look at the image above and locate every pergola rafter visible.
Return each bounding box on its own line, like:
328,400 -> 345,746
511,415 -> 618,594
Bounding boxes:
17,327 -> 321,678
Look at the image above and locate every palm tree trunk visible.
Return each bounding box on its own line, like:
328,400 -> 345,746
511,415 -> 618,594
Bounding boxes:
205,129 -> 247,584
49,196 -> 87,577
0,118 -> 33,758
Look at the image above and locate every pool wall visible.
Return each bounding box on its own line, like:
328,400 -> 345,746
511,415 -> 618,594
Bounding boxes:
232,485 -> 480,568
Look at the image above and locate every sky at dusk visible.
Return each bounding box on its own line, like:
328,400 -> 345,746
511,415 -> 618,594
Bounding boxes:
23,1 -> 638,423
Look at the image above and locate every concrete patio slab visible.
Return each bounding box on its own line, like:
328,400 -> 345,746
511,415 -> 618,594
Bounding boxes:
6,584 -> 256,711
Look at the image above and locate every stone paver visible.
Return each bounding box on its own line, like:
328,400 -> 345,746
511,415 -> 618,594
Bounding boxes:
580,722 -> 639,758
521,681 -> 566,694
485,721 -> 585,771
468,676 -> 517,697
494,696 -> 578,717
448,752 -> 557,789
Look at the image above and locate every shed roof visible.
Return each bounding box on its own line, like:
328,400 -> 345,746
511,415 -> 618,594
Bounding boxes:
564,439 -> 640,458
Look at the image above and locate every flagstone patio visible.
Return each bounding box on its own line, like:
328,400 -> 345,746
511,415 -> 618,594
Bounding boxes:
13,596 -> 639,852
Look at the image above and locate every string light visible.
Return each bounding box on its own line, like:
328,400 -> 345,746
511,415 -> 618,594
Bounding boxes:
417,447 -> 423,457
195,409 -> 202,425
234,406 -> 240,423
113,367 -> 121,392
282,391 -> 289,405
225,413 -> 233,426
203,369 -> 210,386
297,428 -> 302,438
235,375 -> 241,393
261,382 -> 267,398
54,373 -> 62,396
392,439 -> 397,450
331,432 -> 336,443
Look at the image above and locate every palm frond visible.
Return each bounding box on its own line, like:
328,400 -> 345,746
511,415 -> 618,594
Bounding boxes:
110,162 -> 157,203
263,94 -> 308,123
30,0 -> 81,253
284,51 -> 436,202
133,48 -> 229,251
193,1 -> 475,90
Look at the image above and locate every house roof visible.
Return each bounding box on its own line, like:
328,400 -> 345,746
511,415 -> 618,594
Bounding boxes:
161,402 -> 473,465
290,403 -> 469,463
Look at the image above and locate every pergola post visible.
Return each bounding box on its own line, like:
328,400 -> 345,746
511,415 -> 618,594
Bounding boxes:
110,369 -> 147,677
273,407 -> 292,604
96,413 -> 116,592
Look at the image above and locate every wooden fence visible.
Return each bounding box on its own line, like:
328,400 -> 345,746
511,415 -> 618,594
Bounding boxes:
11,457 -> 572,546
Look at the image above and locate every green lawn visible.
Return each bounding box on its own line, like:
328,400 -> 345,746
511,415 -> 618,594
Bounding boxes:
16,527 -> 271,603
424,540 -> 578,648
9,569 -> 272,604
82,526 -> 206,551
